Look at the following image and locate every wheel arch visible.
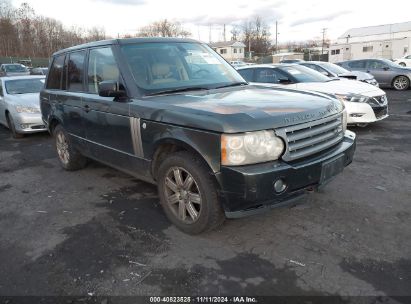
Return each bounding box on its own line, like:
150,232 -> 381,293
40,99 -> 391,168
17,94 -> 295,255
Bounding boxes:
48,116 -> 62,134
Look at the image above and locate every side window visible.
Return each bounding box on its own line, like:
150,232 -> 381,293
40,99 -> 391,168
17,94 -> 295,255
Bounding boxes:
237,69 -> 254,82
87,47 -> 120,94
367,60 -> 387,70
348,60 -> 365,69
0,82 -> 3,96
46,54 -> 65,90
67,51 -> 86,92
255,68 -> 284,83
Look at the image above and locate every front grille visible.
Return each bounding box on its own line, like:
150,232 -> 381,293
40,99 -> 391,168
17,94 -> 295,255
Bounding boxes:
371,95 -> 388,106
31,125 -> 46,130
372,106 -> 388,119
276,113 -> 344,161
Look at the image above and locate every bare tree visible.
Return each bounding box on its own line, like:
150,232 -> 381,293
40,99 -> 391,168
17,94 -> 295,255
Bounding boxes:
240,16 -> 271,56
137,19 -> 191,38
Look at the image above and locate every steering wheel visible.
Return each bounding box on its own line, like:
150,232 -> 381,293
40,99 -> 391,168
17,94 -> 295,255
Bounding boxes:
191,64 -> 211,77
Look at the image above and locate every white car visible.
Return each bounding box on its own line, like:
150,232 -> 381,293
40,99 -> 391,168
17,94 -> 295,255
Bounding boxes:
230,60 -> 247,69
0,76 -> 47,138
393,55 -> 411,67
237,64 -> 388,126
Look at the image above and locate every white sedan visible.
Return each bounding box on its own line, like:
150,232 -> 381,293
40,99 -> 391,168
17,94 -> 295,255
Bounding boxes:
393,55 -> 411,67
237,64 -> 388,127
0,76 -> 47,138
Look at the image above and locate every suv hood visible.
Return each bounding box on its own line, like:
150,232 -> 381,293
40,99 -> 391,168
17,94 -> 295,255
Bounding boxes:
132,86 -> 343,133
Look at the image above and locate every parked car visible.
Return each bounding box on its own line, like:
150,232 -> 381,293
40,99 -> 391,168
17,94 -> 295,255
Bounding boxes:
229,60 -> 247,68
30,67 -> 49,76
41,38 -> 356,234
393,54 -> 411,67
238,64 -> 388,126
337,59 -> 411,90
0,63 -> 30,77
0,76 -> 47,138
299,61 -> 379,86
279,59 -> 304,64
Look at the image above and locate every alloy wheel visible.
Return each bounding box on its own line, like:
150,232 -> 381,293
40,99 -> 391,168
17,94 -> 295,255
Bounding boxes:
164,166 -> 202,224
56,132 -> 70,165
393,76 -> 409,90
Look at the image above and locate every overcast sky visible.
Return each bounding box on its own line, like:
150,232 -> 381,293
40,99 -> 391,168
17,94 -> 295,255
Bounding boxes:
11,0 -> 411,43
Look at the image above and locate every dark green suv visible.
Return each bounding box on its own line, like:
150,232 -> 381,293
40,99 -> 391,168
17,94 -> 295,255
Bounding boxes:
41,38 -> 356,234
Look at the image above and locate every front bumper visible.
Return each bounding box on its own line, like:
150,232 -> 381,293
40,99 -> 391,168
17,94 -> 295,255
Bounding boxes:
216,131 -> 356,217
14,112 -> 47,133
345,101 -> 388,125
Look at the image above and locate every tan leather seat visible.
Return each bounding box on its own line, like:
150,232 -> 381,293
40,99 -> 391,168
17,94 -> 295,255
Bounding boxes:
151,63 -> 176,84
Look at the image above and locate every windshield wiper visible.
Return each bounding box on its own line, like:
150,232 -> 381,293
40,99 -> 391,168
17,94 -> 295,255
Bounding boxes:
145,87 -> 209,96
214,82 -> 248,89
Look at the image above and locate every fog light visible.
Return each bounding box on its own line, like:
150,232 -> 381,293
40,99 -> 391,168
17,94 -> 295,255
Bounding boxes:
350,113 -> 365,118
20,124 -> 30,129
274,179 -> 287,193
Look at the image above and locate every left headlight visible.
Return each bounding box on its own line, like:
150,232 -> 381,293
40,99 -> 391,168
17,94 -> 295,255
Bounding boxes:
335,94 -> 369,103
221,130 -> 285,166
15,105 -> 40,113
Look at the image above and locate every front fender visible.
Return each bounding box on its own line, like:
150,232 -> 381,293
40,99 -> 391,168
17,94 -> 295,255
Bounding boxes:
141,120 -> 222,173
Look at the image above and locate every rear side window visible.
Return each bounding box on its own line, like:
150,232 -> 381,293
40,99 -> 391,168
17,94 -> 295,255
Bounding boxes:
87,47 -> 120,94
68,51 -> 86,92
237,69 -> 254,82
255,68 -> 286,83
348,61 -> 365,69
47,54 -> 65,90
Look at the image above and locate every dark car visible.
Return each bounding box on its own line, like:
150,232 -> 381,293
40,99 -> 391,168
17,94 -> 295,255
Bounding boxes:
299,61 -> 379,86
279,59 -> 304,64
337,59 -> 411,90
41,38 -> 356,234
30,67 -> 49,76
0,63 -> 30,77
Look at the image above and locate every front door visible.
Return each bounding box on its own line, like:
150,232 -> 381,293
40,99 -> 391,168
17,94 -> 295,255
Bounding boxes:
82,46 -> 141,171
366,60 -> 390,86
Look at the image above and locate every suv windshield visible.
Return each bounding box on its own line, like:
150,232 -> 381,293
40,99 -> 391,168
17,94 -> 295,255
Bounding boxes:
4,64 -> 28,73
120,42 -> 245,95
5,78 -> 45,94
278,65 -> 330,83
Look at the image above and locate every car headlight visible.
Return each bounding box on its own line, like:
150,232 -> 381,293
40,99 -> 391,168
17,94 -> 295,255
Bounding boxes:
221,130 -> 285,166
15,105 -> 40,113
335,94 -> 369,103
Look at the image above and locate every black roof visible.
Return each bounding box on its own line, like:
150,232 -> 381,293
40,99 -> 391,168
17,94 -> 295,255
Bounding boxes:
53,37 -> 201,56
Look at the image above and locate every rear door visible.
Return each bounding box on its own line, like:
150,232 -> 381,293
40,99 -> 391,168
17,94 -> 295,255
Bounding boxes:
82,46 -> 136,168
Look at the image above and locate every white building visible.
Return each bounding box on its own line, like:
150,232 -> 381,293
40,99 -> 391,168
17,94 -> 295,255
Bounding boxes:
329,21 -> 411,63
210,41 -> 246,61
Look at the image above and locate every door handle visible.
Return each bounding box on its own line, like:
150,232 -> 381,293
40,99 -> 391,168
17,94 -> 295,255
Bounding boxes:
84,105 -> 90,113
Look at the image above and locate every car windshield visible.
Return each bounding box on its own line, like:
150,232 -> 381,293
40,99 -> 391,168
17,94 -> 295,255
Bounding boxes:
5,78 -> 45,94
279,65 -> 330,83
4,64 -> 28,73
120,42 -> 245,95
318,62 -> 349,75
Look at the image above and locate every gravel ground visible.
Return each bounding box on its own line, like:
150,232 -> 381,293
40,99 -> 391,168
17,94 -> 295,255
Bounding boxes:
0,90 -> 410,301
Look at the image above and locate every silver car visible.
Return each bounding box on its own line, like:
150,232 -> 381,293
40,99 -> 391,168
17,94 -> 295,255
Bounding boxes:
337,59 -> 411,90
0,76 -> 47,138
299,61 -> 379,86
0,63 -> 30,77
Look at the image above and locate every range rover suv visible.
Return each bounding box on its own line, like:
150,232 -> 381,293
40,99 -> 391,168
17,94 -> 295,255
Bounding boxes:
41,38 -> 356,234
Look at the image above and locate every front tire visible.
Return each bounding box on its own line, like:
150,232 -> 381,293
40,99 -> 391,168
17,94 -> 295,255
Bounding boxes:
157,151 -> 225,234
54,125 -> 87,171
392,76 -> 410,90
6,113 -> 24,139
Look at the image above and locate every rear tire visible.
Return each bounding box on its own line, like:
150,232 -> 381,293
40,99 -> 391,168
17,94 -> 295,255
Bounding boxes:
157,151 -> 225,234
53,124 -> 87,171
392,76 -> 410,90
6,113 -> 24,139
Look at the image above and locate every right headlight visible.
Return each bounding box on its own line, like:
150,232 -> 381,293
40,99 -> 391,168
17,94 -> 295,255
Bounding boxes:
221,130 -> 285,166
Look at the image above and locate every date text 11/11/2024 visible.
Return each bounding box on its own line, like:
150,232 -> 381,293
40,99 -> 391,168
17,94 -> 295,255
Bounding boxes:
149,296 -> 258,303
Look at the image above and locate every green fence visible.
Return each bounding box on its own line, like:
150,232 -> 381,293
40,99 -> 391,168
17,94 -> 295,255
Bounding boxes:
0,56 -> 50,67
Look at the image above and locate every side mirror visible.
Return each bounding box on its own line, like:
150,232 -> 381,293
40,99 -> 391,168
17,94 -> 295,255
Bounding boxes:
98,80 -> 127,99
279,77 -> 292,84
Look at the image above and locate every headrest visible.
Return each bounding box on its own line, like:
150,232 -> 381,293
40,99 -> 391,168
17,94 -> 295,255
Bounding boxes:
152,63 -> 170,77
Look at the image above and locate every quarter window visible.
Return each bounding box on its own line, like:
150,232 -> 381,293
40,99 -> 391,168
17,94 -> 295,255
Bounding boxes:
46,54 -> 65,90
87,47 -> 120,94
68,51 -> 86,92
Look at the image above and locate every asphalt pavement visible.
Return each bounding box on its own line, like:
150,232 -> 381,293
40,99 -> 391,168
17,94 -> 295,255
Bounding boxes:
0,90 -> 410,300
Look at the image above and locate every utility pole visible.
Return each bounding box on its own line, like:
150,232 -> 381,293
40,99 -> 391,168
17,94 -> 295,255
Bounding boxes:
321,28 -> 327,56
275,21 -> 278,54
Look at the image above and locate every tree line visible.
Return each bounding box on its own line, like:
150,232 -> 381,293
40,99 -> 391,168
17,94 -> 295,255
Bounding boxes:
0,0 -> 105,58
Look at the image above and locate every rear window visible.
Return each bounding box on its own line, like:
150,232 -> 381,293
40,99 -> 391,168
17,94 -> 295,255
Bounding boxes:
46,54 -> 65,90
